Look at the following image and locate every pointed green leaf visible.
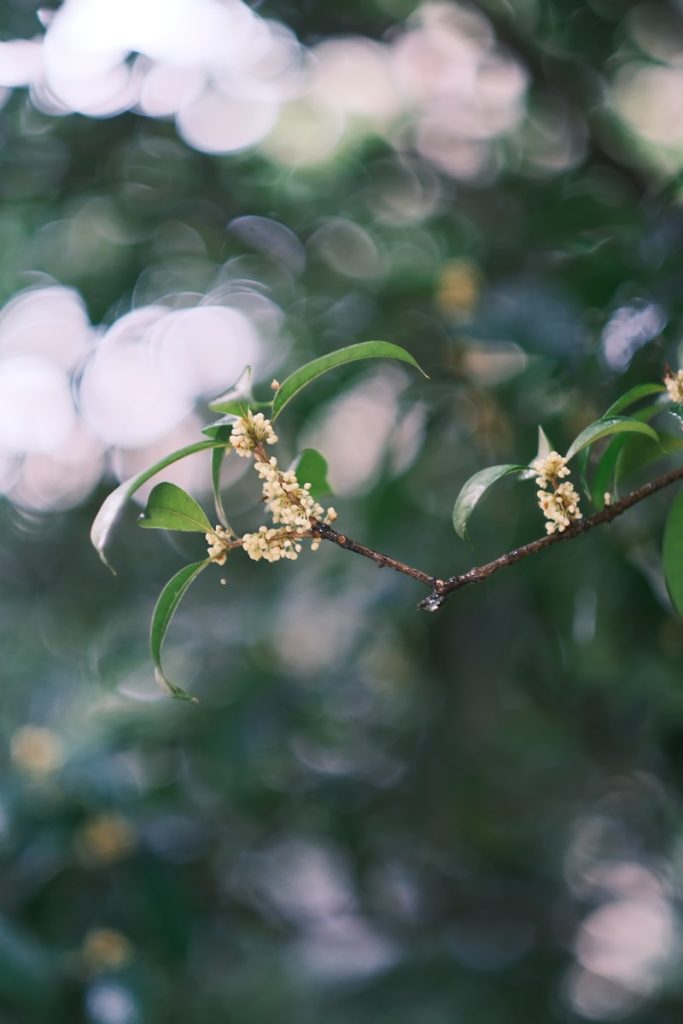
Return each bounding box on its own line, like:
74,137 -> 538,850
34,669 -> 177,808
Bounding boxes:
272,341 -> 428,421
208,366 -> 273,416
150,560 -> 209,700
139,482 -> 213,533
453,464 -> 525,540
663,488 -> 683,616
565,417 -> 659,462
208,365 -> 254,415
603,382 -> 666,417
90,439 -> 228,571
520,426 -> 554,480
535,425 -> 553,461
290,448 -> 333,500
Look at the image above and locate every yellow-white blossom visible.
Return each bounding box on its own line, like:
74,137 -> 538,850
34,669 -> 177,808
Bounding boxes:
665,369 -> 683,404
537,481 -> 582,534
531,451 -> 570,489
229,411 -> 278,457
254,456 -> 337,531
81,928 -> 133,973
206,524 -> 233,565
242,526 -> 303,562
10,725 -> 64,776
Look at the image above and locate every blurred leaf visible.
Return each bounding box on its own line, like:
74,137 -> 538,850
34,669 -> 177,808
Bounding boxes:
139,482 -> 213,533
271,341 -> 428,421
151,560 -> 210,700
453,464 -> 525,540
90,440 -> 227,571
618,431 -> 683,480
603,382 -> 666,417
290,448 -> 332,499
576,446 -> 591,501
663,488 -> 683,616
565,417 -> 659,461
0,917 -> 57,1008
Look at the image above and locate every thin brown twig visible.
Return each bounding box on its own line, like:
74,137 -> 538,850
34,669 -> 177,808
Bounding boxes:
313,464 -> 683,612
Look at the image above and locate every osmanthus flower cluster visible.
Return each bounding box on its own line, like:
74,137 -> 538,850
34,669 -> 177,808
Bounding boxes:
90,341 -> 427,698
91,345 -> 683,699
204,409 -> 337,567
452,366 -> 683,564
531,451 -> 582,534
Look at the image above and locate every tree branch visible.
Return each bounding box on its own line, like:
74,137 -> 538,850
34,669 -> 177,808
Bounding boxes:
313,464 -> 683,612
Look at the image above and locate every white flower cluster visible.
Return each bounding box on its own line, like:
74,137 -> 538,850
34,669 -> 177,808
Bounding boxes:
531,450 -> 582,534
531,451 -> 570,489
537,482 -> 583,534
242,526 -> 303,562
255,457 -> 328,528
665,369 -> 683,404
206,524 -> 233,565
222,412 -> 338,565
229,410 -> 278,457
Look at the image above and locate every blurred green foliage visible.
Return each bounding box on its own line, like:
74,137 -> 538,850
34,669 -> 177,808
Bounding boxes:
3,1 -> 683,1023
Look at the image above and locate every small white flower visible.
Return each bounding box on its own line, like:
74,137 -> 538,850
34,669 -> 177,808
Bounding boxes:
537,481 -> 582,533
531,451 -> 570,489
206,524 -> 232,565
229,411 -> 278,457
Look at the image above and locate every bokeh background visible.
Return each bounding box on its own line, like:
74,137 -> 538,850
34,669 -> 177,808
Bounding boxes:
2,1 -> 683,1021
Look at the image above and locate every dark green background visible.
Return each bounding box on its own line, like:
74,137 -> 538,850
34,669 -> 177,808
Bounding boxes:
2,1 -> 683,1021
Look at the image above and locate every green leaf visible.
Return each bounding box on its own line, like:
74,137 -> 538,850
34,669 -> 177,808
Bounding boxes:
202,415 -> 236,440
139,482 -> 213,533
535,425 -> 553,461
211,441 -> 230,530
520,426 -> 554,481
565,417 -> 659,462
590,436 -> 626,509
208,365 -> 254,414
150,560 -> 209,700
603,382 -> 666,417
208,365 -> 272,416
290,448 -> 333,500
619,432 -> 683,480
590,401 -> 667,508
90,440 -> 228,571
452,464 -> 525,540
272,341 -> 428,421
663,488 -> 683,616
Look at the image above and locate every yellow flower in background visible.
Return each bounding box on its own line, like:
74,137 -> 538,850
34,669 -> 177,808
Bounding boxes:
76,812 -> 135,866
81,928 -> 132,973
10,726 -> 64,777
